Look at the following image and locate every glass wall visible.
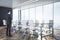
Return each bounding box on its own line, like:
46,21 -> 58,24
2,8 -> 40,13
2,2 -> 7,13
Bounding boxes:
21,10 -> 25,21
12,9 -> 19,26
21,4 -> 54,29
54,2 -> 60,29
36,6 -> 43,23
44,4 -> 53,23
24,9 -> 29,21
21,10 -> 26,28
12,1 -> 60,32
12,8 -> 19,30
21,4 -> 54,28
30,8 -> 35,23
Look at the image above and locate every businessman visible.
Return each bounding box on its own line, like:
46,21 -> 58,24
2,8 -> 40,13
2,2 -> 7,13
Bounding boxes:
6,12 -> 12,37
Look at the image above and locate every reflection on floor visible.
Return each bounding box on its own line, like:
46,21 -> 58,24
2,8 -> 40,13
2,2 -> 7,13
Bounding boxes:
0,33 -> 54,40
54,29 -> 60,40
0,27 -> 60,40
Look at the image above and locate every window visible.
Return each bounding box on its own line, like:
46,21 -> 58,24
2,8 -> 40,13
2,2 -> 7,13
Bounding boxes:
25,9 -> 29,20
30,8 -> 35,23
36,6 -> 43,23
44,4 -> 53,23
13,9 -> 18,21
54,2 -> 60,29
21,10 -> 25,21
12,8 -> 19,28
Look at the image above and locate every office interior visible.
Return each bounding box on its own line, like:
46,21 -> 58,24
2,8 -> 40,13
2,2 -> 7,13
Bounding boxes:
0,0 -> 60,40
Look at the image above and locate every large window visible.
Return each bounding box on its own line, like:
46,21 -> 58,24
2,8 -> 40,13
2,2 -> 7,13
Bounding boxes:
25,9 -> 29,20
13,9 -> 18,22
36,6 -> 43,23
30,8 -> 35,23
21,2 -> 60,29
12,8 -> 19,30
21,10 -> 25,21
54,2 -> 60,29
44,4 -> 53,23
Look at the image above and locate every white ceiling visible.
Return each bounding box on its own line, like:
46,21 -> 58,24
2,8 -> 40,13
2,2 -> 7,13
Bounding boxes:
0,0 -> 29,8
13,0 -> 29,7
0,0 -> 60,8
0,0 -> 12,8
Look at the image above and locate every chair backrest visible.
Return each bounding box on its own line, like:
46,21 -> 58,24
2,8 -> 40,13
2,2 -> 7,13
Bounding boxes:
49,20 -> 53,28
35,20 -> 39,27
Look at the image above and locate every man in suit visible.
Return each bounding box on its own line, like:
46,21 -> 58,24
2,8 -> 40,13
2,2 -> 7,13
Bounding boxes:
6,11 -> 12,37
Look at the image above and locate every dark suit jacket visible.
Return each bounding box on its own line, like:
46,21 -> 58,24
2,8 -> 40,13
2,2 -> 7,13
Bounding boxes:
6,14 -> 12,25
